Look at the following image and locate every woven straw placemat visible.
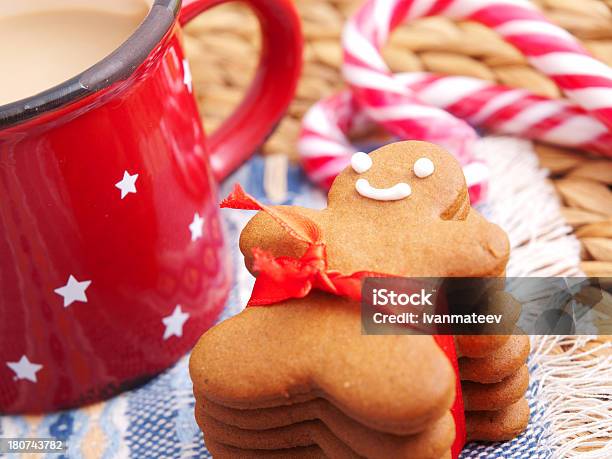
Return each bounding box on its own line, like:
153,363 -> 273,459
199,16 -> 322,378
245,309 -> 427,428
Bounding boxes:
183,1 -> 612,280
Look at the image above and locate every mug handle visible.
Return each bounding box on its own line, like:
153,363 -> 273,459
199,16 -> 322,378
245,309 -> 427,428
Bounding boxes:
180,0 -> 303,182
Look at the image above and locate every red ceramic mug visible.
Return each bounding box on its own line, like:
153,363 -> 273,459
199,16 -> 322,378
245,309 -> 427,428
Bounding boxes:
0,0 -> 302,413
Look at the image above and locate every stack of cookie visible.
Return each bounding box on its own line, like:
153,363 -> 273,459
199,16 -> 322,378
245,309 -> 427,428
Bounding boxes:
192,297 -> 460,458
190,142 -> 531,458
455,287 -> 530,441
457,333 -> 530,441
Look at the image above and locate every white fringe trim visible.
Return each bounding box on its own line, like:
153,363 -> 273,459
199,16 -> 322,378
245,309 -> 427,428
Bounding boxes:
473,137 -> 583,278
476,137 -> 611,458
531,336 -> 612,458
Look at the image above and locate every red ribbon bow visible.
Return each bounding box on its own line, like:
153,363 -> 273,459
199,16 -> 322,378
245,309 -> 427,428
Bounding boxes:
221,184 -> 390,306
221,184 -> 466,457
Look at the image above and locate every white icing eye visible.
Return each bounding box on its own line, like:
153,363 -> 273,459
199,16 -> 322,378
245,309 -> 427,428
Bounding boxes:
351,152 -> 372,174
413,157 -> 435,178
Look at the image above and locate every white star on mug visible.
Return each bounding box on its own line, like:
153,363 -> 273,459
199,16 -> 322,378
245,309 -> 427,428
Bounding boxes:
115,171 -> 139,199
182,59 -> 193,93
54,275 -> 91,307
162,305 -> 189,340
7,355 -> 43,383
189,212 -> 205,241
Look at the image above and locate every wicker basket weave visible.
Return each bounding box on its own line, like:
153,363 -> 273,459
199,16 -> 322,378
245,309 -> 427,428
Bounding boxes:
183,0 -> 612,276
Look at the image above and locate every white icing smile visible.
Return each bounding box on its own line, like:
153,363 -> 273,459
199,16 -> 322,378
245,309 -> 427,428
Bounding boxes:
351,154 -> 436,201
355,178 -> 412,201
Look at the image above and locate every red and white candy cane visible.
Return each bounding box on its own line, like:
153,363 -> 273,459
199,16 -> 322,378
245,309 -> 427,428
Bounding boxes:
299,0 -> 612,199
399,72 -> 612,157
343,0 -> 612,135
299,72 -> 612,194
299,90 -> 489,203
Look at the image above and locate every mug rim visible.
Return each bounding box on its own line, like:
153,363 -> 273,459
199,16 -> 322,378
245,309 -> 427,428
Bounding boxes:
0,0 -> 180,130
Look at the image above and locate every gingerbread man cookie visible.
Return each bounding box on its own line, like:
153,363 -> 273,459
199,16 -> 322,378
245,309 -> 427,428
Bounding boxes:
239,141 -> 508,279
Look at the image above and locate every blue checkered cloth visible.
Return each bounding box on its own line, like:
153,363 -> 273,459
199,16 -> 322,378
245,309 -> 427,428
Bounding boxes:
0,157 -> 552,459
